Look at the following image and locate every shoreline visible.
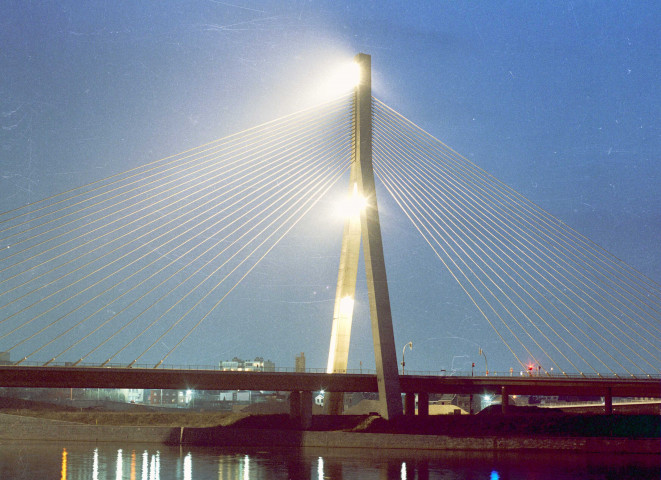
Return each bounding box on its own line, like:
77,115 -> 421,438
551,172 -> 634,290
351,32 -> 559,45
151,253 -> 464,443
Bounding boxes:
178,426 -> 661,454
1,413 -> 658,454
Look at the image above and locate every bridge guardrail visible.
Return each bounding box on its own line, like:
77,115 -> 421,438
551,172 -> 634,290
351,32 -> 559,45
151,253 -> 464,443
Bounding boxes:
6,361 -> 659,380
402,369 -> 661,380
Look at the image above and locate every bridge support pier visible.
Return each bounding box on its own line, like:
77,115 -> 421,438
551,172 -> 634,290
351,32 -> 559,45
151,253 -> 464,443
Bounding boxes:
604,388 -> 613,415
300,391 -> 312,428
289,391 -> 301,419
404,393 -> 415,416
289,391 -> 313,428
403,392 -> 429,416
501,386 -> 509,414
418,392 -> 429,416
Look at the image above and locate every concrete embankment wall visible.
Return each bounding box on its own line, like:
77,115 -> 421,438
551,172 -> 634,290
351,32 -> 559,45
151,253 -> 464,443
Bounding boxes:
179,427 -> 661,454
0,413 -> 177,444
1,414 -> 658,454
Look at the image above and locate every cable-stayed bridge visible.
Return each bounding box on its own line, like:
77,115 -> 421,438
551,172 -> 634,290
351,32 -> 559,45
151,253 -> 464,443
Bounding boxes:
0,54 -> 659,418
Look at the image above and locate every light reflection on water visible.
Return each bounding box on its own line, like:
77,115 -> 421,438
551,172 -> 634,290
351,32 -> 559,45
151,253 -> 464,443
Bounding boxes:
61,447 -> 67,480
3,441 -> 658,479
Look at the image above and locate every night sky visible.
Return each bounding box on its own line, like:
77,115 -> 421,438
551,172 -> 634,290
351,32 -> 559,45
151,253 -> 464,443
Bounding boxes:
1,1 -> 659,372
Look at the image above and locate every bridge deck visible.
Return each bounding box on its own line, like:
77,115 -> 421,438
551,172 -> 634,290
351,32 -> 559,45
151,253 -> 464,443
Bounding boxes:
1,366 -> 659,398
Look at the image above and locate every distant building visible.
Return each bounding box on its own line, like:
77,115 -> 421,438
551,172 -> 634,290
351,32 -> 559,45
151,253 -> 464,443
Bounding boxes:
244,357 -> 275,372
119,388 -> 144,404
453,394 -> 482,414
218,391 -> 253,402
0,351 -> 11,365
295,352 -> 306,372
219,356 -> 275,372
149,389 -> 181,406
220,358 -> 241,370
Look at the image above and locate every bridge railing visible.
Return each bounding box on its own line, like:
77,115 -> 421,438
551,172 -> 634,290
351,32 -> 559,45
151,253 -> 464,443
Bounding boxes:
7,360 -> 376,374
6,361 -> 660,380
402,369 -> 661,380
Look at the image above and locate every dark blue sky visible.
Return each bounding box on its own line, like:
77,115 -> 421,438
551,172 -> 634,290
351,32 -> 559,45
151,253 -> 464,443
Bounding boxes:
1,1 -> 659,371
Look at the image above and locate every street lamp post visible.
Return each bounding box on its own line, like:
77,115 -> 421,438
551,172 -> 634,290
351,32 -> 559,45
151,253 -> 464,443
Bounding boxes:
470,362 -> 474,415
479,347 -> 488,376
401,342 -> 413,374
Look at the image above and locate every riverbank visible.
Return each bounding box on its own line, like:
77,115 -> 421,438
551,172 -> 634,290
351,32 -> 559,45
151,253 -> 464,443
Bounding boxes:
1,412 -> 659,454
1,397 -> 658,453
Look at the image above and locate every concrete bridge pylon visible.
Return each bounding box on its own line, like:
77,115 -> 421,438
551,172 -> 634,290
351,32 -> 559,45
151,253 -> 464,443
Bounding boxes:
325,53 -> 403,420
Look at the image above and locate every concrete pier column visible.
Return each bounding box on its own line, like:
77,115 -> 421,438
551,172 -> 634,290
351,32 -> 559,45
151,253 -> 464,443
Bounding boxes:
325,391 -> 345,416
300,391 -> 313,429
289,391 -> 301,420
604,388 -> 613,415
404,392 -> 416,416
501,386 -> 509,414
418,392 -> 429,417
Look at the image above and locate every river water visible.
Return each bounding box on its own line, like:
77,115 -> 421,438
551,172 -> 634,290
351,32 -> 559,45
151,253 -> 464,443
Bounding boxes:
0,441 -> 658,479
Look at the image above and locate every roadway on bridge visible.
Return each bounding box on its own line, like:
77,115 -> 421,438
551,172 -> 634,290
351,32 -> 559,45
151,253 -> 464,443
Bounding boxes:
1,366 -> 659,399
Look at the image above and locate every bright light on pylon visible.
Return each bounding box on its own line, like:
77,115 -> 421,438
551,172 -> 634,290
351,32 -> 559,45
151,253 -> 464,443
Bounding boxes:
328,61 -> 361,90
327,295 -> 355,373
342,61 -> 362,87
336,183 -> 367,218
339,296 -> 354,317
313,60 -> 361,102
